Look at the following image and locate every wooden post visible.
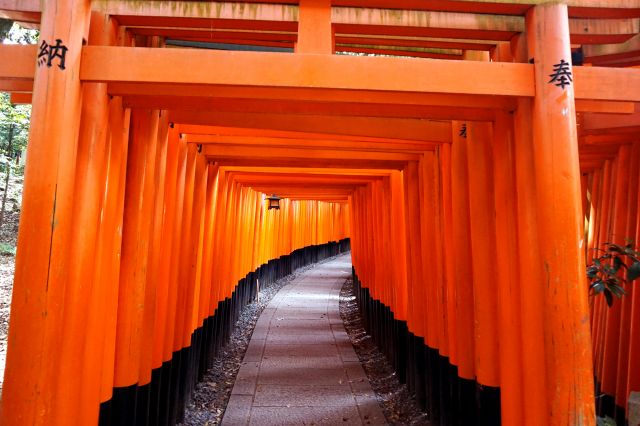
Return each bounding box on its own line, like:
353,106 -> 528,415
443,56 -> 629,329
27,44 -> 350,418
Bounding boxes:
295,0 -> 333,54
53,11 -> 114,423
450,121 -> 474,380
616,142 -> 640,420
162,136 -> 188,425
493,112 -> 524,425
1,1 -> 91,424
527,4 -> 595,424
95,96 -> 131,424
137,110 -> 169,423
599,145 -> 630,416
390,171 -> 408,323
513,95 -> 549,426
403,162 -> 425,340
112,108 -> 160,423
450,121 -> 476,424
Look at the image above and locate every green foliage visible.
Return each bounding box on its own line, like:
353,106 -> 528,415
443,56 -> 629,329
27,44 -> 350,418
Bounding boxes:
587,241 -> 640,307
1,22 -> 36,177
0,92 -> 31,175
0,19 -> 12,40
0,242 -> 15,256
2,21 -> 38,44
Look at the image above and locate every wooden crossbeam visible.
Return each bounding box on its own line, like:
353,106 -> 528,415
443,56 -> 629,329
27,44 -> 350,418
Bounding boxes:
203,144 -> 420,161
230,174 -> 381,184
111,84 -> 517,110
211,157 -> 408,169
581,133 -> 640,144
123,95 -> 495,121
178,125 -> 443,144
83,46 -> 640,102
79,46 -> 534,96
4,0 -> 640,18
333,8 -> 638,44
220,166 -> 393,177
204,144 -> 416,169
0,44 -> 36,80
247,185 -> 358,193
581,110 -> 640,134
332,1 -> 640,19
1,44 -> 639,103
0,80 -> 33,92
186,134 -> 442,150
335,34 -> 496,51
172,110 -> 450,141
93,1 -> 298,22
583,33 -> 640,63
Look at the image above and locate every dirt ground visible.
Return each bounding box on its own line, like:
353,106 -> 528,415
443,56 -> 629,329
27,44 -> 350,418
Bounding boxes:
0,174 -> 23,397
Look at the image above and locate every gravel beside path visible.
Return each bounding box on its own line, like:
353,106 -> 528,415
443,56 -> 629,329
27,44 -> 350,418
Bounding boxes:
181,257 -> 340,425
339,278 -> 428,425
183,253 -> 427,425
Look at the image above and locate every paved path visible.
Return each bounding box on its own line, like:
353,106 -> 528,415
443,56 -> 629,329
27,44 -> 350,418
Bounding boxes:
222,253 -> 386,425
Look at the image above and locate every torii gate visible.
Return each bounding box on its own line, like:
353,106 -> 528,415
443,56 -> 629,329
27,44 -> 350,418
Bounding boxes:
0,1 -> 639,425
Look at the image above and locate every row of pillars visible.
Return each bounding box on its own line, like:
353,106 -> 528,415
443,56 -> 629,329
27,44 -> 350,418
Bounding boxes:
1,3 -> 351,424
350,4 -> 595,425
584,142 -> 640,423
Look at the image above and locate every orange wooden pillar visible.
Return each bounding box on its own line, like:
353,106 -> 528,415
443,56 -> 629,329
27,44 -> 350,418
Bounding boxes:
599,145 -> 630,417
511,30 -> 550,424
389,171 -> 408,325
466,117 -> 501,422
150,125 -> 182,424
513,95 -> 549,426
493,111 -> 525,425
162,136 -> 188,425
419,153 -> 439,352
179,149 -> 208,410
1,1 -> 92,424
616,142 -> 640,420
402,161 -> 428,408
137,111 -> 170,423
52,12 -> 115,423
171,143 -> 197,423
450,121 -> 476,424
438,144 -> 457,370
627,142 -> 640,414
96,96 -> 131,424
593,160 -> 614,389
296,0 -> 333,54
196,163 -> 219,378
112,109 -> 160,423
527,4 -> 595,424
420,151 -> 449,422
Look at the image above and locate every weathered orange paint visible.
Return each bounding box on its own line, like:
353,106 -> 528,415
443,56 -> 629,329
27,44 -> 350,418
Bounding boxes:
527,4 -> 595,424
1,1 -> 636,424
1,1 -> 92,423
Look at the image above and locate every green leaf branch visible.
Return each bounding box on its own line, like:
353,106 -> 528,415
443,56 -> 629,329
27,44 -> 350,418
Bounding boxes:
587,241 -> 640,307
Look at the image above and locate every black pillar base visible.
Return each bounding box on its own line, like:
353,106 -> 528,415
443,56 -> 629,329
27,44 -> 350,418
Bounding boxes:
99,239 -> 351,426
352,271 -> 501,426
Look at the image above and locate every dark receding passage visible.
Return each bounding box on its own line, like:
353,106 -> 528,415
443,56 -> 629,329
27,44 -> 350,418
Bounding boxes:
222,253 -> 386,425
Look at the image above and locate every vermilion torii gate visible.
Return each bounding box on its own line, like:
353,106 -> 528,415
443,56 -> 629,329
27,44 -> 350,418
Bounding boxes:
0,1 -> 639,425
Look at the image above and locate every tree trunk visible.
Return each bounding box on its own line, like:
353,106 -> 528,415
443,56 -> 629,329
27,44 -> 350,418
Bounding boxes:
0,123 -> 14,227
0,19 -> 13,40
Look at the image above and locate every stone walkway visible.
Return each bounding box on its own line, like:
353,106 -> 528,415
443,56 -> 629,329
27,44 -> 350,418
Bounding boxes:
222,253 -> 386,425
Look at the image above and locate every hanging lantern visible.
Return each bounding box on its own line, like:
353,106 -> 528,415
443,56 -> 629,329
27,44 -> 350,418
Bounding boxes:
267,194 -> 281,210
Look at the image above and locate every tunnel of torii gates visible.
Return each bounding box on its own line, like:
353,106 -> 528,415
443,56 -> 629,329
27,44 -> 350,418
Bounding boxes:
0,0 -> 639,425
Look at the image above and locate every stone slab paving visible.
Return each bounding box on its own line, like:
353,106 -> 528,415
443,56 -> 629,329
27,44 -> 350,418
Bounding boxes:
222,253 -> 387,425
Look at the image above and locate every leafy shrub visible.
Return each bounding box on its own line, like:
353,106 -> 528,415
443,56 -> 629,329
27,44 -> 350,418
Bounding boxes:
587,242 -> 640,307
